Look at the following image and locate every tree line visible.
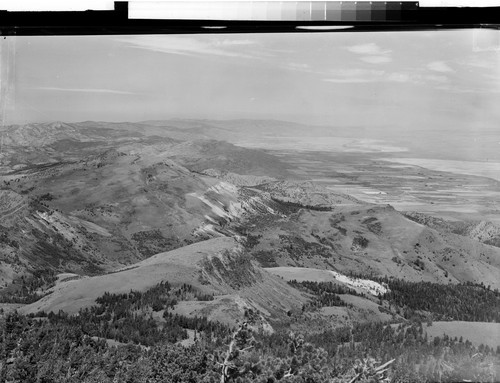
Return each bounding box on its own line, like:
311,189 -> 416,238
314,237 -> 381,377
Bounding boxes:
2,280 -> 499,382
377,278 -> 500,322
287,280 -> 358,310
2,309 -> 499,382
0,269 -> 57,304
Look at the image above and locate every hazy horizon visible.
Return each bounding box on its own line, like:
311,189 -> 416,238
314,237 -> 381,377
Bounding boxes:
1,30 -> 499,131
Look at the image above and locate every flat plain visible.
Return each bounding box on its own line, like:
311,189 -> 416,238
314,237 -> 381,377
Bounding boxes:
269,150 -> 500,224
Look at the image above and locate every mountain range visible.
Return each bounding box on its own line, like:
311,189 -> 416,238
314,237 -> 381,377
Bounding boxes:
2,119 -> 500,328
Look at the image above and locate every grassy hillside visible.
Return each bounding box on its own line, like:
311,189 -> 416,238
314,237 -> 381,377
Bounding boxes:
242,203 -> 500,289
4,120 -> 500,292
0,121 -> 293,286
20,237 -> 306,327
3,120 -> 500,382
424,321 -> 500,349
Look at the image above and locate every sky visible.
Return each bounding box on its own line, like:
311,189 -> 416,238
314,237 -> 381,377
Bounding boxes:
1,29 -> 500,132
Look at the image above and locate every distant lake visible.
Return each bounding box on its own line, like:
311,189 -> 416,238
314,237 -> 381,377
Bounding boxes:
235,136 -> 408,153
382,157 -> 500,182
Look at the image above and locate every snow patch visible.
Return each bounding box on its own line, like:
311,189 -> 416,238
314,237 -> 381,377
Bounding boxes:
193,224 -> 225,237
327,270 -> 388,296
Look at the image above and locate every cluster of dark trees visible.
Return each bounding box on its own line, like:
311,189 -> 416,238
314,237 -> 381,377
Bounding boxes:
2,307 -> 499,383
95,282 -> 213,313
45,309 -> 186,347
376,278 -> 500,322
0,269 -> 57,304
287,280 -> 357,310
284,276 -> 500,324
130,230 -> 181,257
33,282 -> 224,347
1,311 -> 221,383
255,321 -> 499,382
288,280 -> 358,296
2,279 -> 500,382
0,227 -> 19,250
41,306 -> 230,348
270,197 -> 333,212
38,192 -> 55,201
337,273 -> 500,322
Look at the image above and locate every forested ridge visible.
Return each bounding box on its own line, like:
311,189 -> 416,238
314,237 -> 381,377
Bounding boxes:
0,269 -> 57,304
287,280 -> 357,310
35,281 -> 228,347
2,281 -> 500,382
375,278 -> 500,322
288,277 -> 500,322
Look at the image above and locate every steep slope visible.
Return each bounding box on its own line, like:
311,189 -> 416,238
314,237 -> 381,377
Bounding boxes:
0,122 -> 293,285
238,203 -> 500,289
468,221 -> 500,246
0,151 -> 219,283
255,180 -> 362,207
4,120 -> 500,309
405,212 -> 500,248
200,169 -> 276,187
21,237 -> 306,326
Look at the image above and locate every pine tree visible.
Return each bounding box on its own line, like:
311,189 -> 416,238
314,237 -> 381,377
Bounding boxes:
219,322 -> 256,383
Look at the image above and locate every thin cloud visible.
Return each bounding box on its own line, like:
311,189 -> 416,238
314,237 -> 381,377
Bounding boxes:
324,78 -> 375,84
427,61 -> 454,73
387,73 -> 411,83
361,56 -> 392,64
434,84 -> 498,94
116,35 -> 260,59
324,69 -> 447,85
436,78 -> 500,94
466,57 -> 495,69
284,62 -> 315,74
213,39 -> 255,46
387,72 -> 448,84
288,62 -> 310,70
422,74 -> 449,83
348,43 -> 390,55
324,68 -> 385,83
32,87 -> 135,95
348,43 -> 392,64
